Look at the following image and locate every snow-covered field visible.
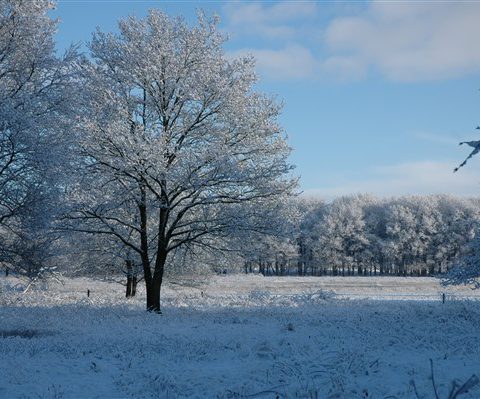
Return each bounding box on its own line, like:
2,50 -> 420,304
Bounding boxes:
1,275 -> 480,398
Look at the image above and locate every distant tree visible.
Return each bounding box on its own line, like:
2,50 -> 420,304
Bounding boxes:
433,196 -> 478,273
443,231 -> 480,288
242,233 -> 297,276
67,11 -> 297,312
362,197 -> 387,275
296,198 -> 325,276
315,196 -> 370,276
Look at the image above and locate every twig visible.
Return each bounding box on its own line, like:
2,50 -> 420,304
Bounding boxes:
450,375 -> 479,399
23,276 -> 39,294
430,359 -> 440,399
410,379 -> 423,399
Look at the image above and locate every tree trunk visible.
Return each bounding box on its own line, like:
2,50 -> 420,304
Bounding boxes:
146,247 -> 167,313
144,272 -> 152,309
297,260 -> 303,276
132,275 -> 137,296
147,276 -> 162,313
126,276 -> 132,297
126,260 -> 133,298
145,273 -> 162,313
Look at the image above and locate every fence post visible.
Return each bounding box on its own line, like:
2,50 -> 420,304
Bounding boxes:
442,292 -> 445,304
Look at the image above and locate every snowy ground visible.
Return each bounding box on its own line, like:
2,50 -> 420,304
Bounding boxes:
1,275 -> 480,398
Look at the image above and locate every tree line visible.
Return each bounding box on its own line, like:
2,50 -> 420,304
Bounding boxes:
240,195 -> 480,278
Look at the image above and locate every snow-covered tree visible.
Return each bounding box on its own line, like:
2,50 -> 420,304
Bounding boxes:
443,229 -> 480,288
0,0 -> 78,277
239,232 -> 298,276
313,195 -> 370,276
431,196 -> 477,273
296,197 -> 325,275
383,198 -> 431,276
67,11 -> 296,312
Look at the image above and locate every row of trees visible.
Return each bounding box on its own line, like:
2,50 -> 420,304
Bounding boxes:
241,195 -> 480,278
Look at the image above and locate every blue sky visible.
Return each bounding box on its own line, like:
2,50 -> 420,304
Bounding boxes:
52,0 -> 480,198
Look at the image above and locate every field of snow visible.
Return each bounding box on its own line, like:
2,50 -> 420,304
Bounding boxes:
1,275 -> 480,398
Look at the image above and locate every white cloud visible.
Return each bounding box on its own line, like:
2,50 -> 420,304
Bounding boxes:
324,1 -> 480,81
223,1 -> 317,40
320,55 -> 366,81
222,2 -> 321,80
228,45 -> 317,80
303,161 -> 480,199
223,1 -> 480,82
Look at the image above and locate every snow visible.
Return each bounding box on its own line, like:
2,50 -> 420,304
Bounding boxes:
1,275 -> 480,398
